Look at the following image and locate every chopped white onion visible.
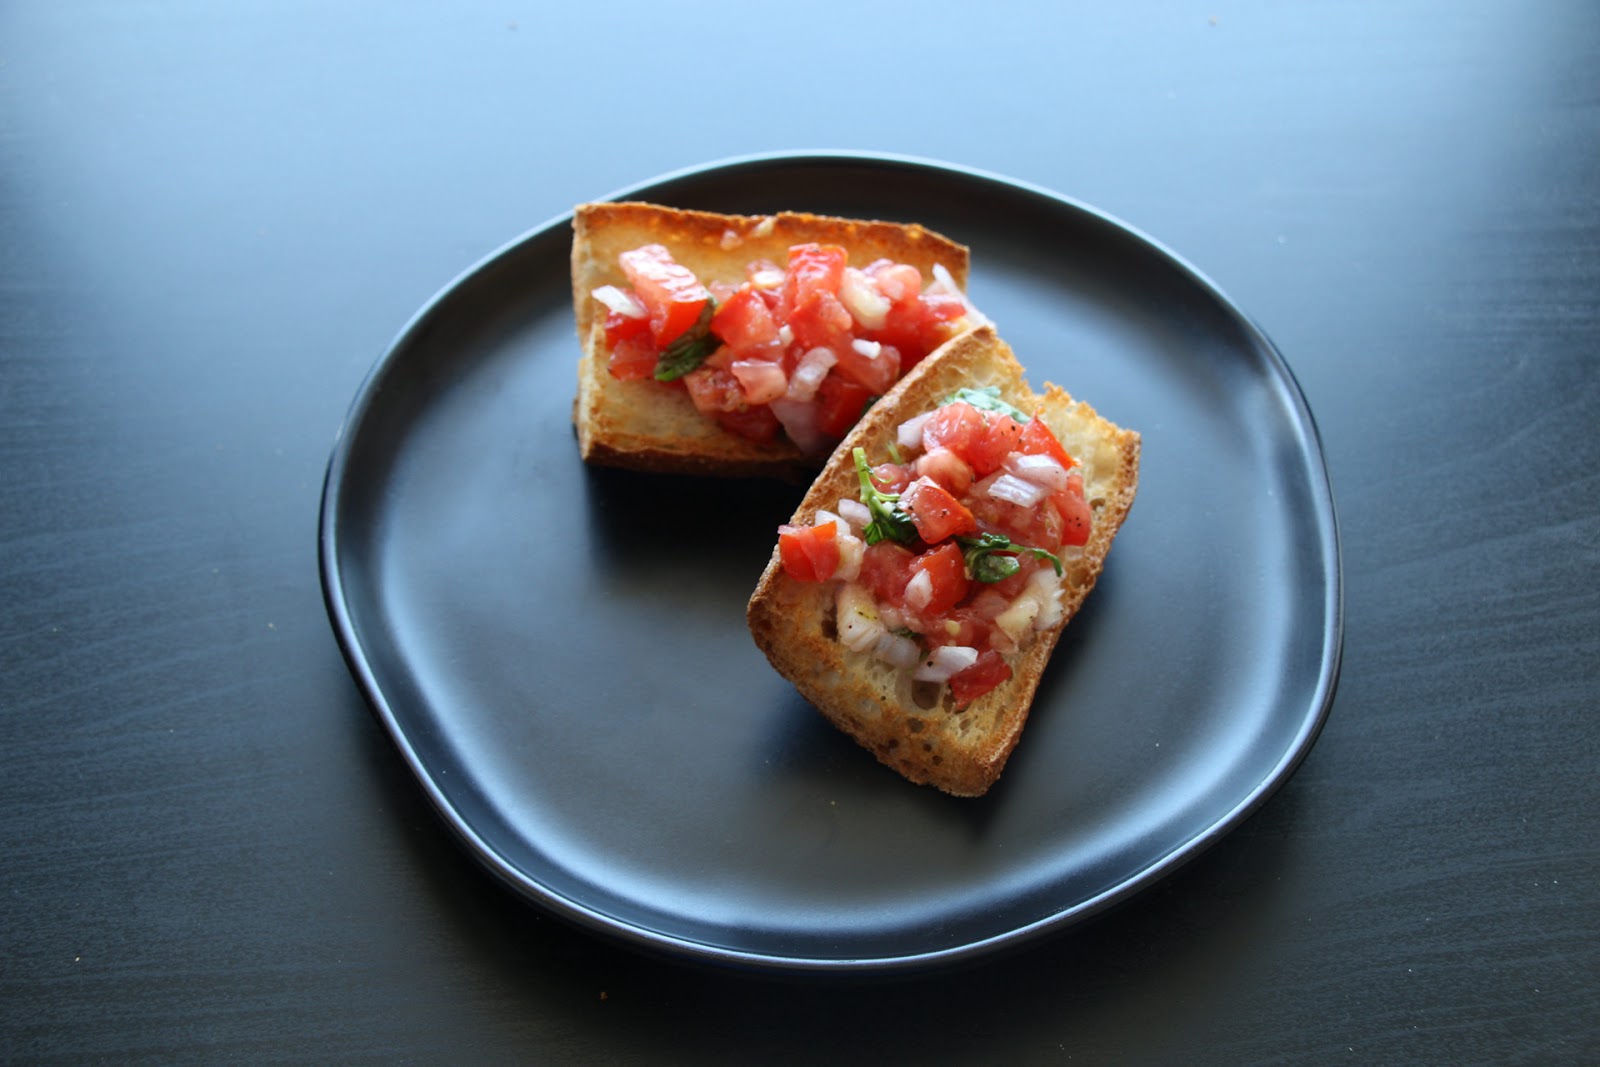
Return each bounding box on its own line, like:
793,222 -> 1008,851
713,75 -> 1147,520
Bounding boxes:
915,447 -> 975,495
839,267 -> 891,331
837,498 -> 871,531
872,632 -> 921,670
987,473 -> 1048,508
930,262 -> 991,327
1027,567 -> 1065,630
994,595 -> 1042,642
878,604 -> 906,632
752,216 -> 776,238
814,508 -> 843,530
785,347 -> 837,403
913,645 -> 979,683
768,397 -> 831,455
730,359 -> 787,405
834,533 -> 864,583
904,569 -> 934,612
897,410 -> 933,453
850,338 -> 883,360
776,323 -> 794,345
1005,452 -> 1071,491
836,585 -> 884,653
591,284 -> 647,319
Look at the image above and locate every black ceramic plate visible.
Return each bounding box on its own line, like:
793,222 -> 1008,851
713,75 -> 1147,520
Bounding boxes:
319,152 -> 1341,972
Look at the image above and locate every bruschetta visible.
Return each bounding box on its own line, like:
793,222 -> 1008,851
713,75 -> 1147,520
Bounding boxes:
571,201 -> 982,478
746,324 -> 1141,796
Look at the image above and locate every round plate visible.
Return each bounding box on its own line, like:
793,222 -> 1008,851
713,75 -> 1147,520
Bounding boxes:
319,152 -> 1341,972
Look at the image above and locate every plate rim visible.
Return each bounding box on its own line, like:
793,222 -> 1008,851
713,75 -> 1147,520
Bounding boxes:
318,148 -> 1344,974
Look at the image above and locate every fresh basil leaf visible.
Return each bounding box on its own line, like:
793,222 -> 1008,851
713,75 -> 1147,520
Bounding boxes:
652,299 -> 719,382
956,532 -> 1064,582
942,385 -> 1031,423
852,447 -> 916,546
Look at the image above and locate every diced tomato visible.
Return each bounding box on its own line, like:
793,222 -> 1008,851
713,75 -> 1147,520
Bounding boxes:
787,289 -> 854,354
949,649 -> 1013,709
859,542 -> 917,605
920,401 -> 987,461
729,358 -> 787,405
618,244 -> 711,347
711,284 -> 781,353
901,478 -> 977,543
969,486 -> 1066,552
603,308 -> 651,347
908,542 -> 969,616
717,404 -> 782,444
865,261 -> 922,302
930,605 -> 998,651
778,522 -> 841,583
914,447 -> 974,495
965,414 -> 1026,477
869,462 -> 913,495
833,340 -> 902,394
814,374 -> 875,440
867,291 -> 962,366
682,366 -> 745,414
779,244 -> 847,320
1052,471 -> 1092,547
1019,414 -> 1076,470
607,334 -> 659,381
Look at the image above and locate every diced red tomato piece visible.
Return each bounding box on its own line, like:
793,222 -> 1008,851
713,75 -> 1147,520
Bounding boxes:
920,401 -> 987,462
970,484 -> 1066,552
729,358 -> 787,405
908,542 -> 968,616
618,244 -> 711,347
949,649 -> 1012,709
711,284 -> 781,353
914,447 -> 974,495
717,404 -> 782,444
603,308 -> 651,346
607,334 -> 659,381
865,261 -> 922,302
778,522 -> 841,583
1052,472 -> 1092,547
787,289 -> 855,354
682,366 -> 745,414
859,542 -> 917,605
901,478 -> 978,543
965,414 -> 1026,477
779,244 -> 847,320
814,374 -> 875,440
869,462 -> 913,495
833,340 -> 902,394
1019,414 -> 1076,470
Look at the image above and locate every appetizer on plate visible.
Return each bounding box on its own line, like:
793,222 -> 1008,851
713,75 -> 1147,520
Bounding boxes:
571,201 -> 983,478
747,325 -> 1140,796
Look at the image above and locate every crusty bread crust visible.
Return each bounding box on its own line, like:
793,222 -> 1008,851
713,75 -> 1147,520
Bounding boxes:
746,325 -> 1141,796
572,202 -> 971,479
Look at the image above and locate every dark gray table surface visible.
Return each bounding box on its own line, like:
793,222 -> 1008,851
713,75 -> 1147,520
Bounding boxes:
4,2 -> 1596,1063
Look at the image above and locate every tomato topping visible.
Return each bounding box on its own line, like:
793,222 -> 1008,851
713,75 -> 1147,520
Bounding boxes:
914,447 -> 974,495
814,374 -> 875,440
833,340 -> 902,395
859,542 -> 917,605
779,244 -> 847,320
1053,471 -> 1092,547
901,478 -> 977,543
908,542 -> 969,616
717,404 -> 782,444
970,486 -> 1066,552
869,462 -> 914,495
607,334 -> 658,381
1019,414 -> 1076,470
778,522 -> 841,583
787,289 -> 854,353
920,401 -> 987,461
618,244 -> 711,347
603,308 -> 651,347
682,366 -> 745,414
949,649 -> 1013,709
711,285 -> 781,353
965,414 -> 1026,477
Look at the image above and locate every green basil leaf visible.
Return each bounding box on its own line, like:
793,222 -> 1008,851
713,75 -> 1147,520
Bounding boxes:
957,532 -> 1064,582
652,299 -> 719,382
852,447 -> 916,546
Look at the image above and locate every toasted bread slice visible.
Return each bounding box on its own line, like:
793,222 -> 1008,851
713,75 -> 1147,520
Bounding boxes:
747,325 -> 1140,796
572,201 -> 972,478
